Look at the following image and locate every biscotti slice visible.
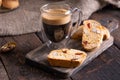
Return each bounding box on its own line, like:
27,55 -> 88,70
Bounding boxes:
82,20 -> 104,51
47,48 -> 87,68
71,20 -> 101,40
102,26 -> 110,40
2,0 -> 19,9
71,25 -> 84,40
71,20 -> 110,41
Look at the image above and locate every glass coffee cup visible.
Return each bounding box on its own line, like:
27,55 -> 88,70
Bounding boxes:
40,2 -> 82,49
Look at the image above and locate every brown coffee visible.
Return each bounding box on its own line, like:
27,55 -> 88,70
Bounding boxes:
42,9 -> 71,42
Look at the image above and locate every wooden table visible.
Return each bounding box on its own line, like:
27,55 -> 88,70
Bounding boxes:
0,6 -> 120,80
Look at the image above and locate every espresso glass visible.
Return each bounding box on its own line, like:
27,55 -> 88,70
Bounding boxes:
40,2 -> 82,49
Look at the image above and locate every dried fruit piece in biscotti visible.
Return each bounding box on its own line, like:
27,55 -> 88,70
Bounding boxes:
71,25 -> 84,40
47,48 -> 87,68
83,20 -> 102,28
82,20 -> 104,51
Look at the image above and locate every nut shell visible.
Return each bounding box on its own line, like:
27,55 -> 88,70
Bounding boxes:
0,42 -> 16,53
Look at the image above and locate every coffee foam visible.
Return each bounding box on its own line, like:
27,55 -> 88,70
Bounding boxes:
42,9 -> 71,25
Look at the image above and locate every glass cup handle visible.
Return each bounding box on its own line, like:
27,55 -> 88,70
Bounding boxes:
71,8 -> 82,34
72,8 -> 82,27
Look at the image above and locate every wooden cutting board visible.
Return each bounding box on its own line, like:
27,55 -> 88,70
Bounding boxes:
26,16 -> 118,79
25,36 -> 114,78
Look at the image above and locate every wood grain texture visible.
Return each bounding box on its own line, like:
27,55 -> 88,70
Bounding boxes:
71,45 -> 120,80
0,37 -> 9,80
0,59 -> 9,80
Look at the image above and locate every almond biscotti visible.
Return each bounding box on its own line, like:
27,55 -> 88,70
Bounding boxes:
102,26 -> 110,40
71,20 -> 102,40
71,20 -> 110,51
2,0 -> 19,9
71,24 -> 110,41
47,48 -> 87,68
71,25 -> 84,40
82,20 -> 104,51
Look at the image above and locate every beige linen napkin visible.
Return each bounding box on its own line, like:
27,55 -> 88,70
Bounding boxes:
0,0 -> 119,36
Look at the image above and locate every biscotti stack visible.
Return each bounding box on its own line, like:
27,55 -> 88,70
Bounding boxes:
47,48 -> 87,68
1,0 -> 19,9
71,20 -> 110,51
0,0 -> 2,6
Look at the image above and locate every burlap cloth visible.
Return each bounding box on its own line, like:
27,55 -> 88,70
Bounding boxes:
0,0 -> 119,36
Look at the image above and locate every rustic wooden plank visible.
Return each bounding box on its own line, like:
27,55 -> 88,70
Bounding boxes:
71,45 -> 120,80
0,59 -> 9,80
0,33 -> 71,80
0,37 -> 9,80
106,10 -> 120,49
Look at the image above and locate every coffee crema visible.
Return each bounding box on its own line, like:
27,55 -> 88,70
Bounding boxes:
42,9 -> 71,25
42,9 -> 71,42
